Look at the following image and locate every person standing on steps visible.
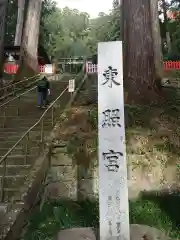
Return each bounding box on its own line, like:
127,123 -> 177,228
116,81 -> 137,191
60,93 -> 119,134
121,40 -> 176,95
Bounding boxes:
37,75 -> 50,108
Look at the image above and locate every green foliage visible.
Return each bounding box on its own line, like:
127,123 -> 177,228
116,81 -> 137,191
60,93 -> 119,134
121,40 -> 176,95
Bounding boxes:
129,200 -> 173,230
3,0 -> 120,60
168,20 -> 180,57
41,7 -> 92,59
109,0 -> 121,40
24,200 -> 99,240
5,0 -> 180,64
87,108 -> 98,129
39,0 -> 121,59
5,0 -> 56,46
40,0 -> 57,49
5,0 -> 18,44
160,0 -> 180,58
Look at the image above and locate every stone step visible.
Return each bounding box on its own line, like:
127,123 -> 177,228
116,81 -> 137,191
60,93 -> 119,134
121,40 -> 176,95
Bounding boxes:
0,165 -> 31,175
0,141 -> 37,149
1,119 -> 55,127
0,136 -> 48,158
0,134 -> 24,141
0,107 -> 49,112
0,109 -> 59,117
0,154 -> 37,165
0,110 -> 55,117
0,129 -> 51,140
0,146 -> 39,155
0,120 -> 57,129
0,130 -> 50,138
2,88 -> 66,101
0,103 -> 61,113
0,91 -> 66,108
1,188 -> 28,202
5,203 -> 23,221
0,204 -> 9,235
8,202 -> 24,211
0,114 -> 53,119
0,138 -> 50,151
0,102 -> 61,113
0,140 -> 40,148
0,94 -> 64,107
0,202 -> 24,230
0,174 -> 26,182
0,141 -> 46,151
0,140 -> 21,148
0,131 -> 39,136
0,202 -> 23,210
0,109 -> 54,117
0,125 -> 52,133
1,104 -> 37,108
0,175 -> 27,190
0,204 -> 7,219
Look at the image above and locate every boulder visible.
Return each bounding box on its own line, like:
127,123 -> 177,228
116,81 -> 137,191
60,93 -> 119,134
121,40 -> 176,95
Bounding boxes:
56,227 -> 97,240
56,225 -> 173,240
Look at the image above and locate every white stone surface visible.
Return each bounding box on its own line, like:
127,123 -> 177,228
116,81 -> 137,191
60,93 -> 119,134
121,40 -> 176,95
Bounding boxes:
98,41 -> 130,240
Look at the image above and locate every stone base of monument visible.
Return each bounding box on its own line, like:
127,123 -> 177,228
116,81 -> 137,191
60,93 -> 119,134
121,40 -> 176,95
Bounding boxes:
56,226 -> 172,240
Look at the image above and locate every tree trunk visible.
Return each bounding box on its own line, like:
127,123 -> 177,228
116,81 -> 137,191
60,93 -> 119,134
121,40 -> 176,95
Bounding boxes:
16,0 -> 42,79
23,0 -> 42,69
122,0 -> 161,104
150,0 -> 163,80
14,0 -> 25,46
0,0 -> 8,87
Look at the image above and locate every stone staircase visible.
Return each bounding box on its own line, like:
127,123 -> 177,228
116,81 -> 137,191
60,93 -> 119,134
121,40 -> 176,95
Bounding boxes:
0,75 -> 40,103
75,73 -> 97,105
0,77 -> 70,239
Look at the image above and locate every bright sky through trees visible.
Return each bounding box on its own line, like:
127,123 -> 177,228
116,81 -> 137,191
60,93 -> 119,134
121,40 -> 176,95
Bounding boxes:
56,0 -> 113,18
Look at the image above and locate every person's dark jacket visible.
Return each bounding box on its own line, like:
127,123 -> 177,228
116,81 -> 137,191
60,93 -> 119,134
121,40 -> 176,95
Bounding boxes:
37,77 -> 49,92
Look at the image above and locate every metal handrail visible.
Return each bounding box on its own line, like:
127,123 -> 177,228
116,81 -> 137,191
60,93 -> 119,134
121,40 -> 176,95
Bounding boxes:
0,85 -> 37,108
0,74 -> 40,102
1,74 -> 40,92
0,86 -> 37,108
0,86 -> 68,165
0,81 -> 40,130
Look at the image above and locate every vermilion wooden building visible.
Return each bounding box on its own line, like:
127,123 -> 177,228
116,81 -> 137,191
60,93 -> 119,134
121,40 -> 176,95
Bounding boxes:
3,45 -> 55,74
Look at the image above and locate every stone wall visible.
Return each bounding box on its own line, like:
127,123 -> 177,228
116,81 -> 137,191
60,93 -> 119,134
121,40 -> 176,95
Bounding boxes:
46,147 -> 99,200
46,144 -> 179,201
46,142 -> 179,200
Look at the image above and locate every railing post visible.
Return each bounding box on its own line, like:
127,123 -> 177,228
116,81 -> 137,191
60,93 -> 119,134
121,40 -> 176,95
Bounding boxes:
2,108 -> 6,128
51,106 -> 54,127
40,118 -> 44,143
24,133 -> 29,165
4,85 -> 7,96
17,96 -> 20,116
0,160 -> 7,203
13,84 -> 15,96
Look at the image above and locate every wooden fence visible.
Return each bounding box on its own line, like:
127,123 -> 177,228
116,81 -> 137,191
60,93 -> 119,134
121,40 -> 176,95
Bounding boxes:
86,61 -> 180,74
3,63 -> 55,74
